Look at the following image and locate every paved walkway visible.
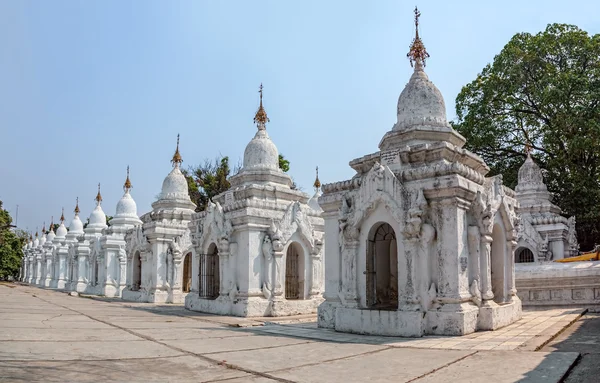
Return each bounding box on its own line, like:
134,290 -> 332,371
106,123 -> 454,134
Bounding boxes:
0,284 -> 581,382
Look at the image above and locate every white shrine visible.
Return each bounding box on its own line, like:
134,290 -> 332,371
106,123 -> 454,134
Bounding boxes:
122,137 -> 196,303
185,86 -> 325,317
317,9 -> 522,336
514,151 -> 579,263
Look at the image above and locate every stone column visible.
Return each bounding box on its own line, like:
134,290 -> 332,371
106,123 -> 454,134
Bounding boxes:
401,235 -> 420,310
218,245 -> 230,297
309,253 -> 322,297
431,198 -> 471,302
467,226 -> 481,284
480,233 -> 494,301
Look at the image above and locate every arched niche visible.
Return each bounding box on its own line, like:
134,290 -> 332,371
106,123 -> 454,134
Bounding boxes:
182,252 -> 192,293
198,243 -> 219,299
284,241 -> 305,300
132,250 -> 142,291
515,247 -> 535,263
366,222 -> 398,310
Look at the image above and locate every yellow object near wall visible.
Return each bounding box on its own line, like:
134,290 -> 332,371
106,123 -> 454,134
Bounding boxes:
554,251 -> 600,263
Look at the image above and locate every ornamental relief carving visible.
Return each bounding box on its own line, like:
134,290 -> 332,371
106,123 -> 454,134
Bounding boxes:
194,200 -> 233,253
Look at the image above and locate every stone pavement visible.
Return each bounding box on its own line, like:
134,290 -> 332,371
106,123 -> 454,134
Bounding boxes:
0,284 -> 582,383
542,312 -> 600,383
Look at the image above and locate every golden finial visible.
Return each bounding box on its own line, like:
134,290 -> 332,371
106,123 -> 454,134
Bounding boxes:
35,230 -> 38,238
313,166 -> 321,191
171,134 -> 183,166
253,83 -> 270,130
95,183 -> 103,204
124,165 -> 132,192
525,142 -> 532,157
29,233 -> 33,241
74,197 -> 80,214
49,216 -> 54,232
60,208 -> 65,223
42,222 -> 46,233
407,6 -> 430,68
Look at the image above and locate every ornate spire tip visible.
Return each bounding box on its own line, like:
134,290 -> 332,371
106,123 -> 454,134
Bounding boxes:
60,208 -> 65,223
171,134 -> 183,166
124,165 -> 132,191
74,197 -> 80,214
95,183 -> 103,204
253,83 -> 270,130
407,6 -> 430,68
313,166 -> 321,191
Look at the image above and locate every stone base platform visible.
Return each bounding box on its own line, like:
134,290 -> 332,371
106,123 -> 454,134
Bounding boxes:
185,294 -> 323,317
121,288 -> 187,304
319,298 -> 522,337
516,261 -> 600,306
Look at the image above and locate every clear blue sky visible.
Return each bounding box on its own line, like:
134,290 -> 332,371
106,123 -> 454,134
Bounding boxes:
1,0 -> 598,233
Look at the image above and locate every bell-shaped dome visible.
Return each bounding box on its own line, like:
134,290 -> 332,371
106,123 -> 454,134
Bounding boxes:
516,154 -> 546,193
158,166 -> 191,201
33,236 -> 39,247
68,199 -> 85,235
394,64 -> 448,131
152,136 -> 196,212
88,205 -> 107,227
68,216 -> 84,234
243,129 -> 279,171
116,191 -> 138,218
46,227 -> 56,243
242,84 -> 280,171
55,223 -> 68,238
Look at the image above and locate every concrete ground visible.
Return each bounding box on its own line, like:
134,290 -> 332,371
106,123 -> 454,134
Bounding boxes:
0,284 -> 583,383
542,312 -> 600,383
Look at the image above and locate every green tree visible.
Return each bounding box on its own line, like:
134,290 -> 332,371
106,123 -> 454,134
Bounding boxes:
184,156 -> 238,212
0,200 -> 25,280
279,154 -> 290,172
453,23 -> 600,250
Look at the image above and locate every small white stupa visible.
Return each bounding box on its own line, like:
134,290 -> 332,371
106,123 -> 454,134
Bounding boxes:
52,208 -> 69,289
185,85 -> 324,317
99,167 -> 143,298
123,137 -> 196,303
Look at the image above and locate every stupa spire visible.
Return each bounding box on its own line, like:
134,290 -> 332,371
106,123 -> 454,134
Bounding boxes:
171,134 -> 183,167
313,166 -> 321,192
60,208 -> 65,223
407,6 -> 430,68
95,183 -> 103,205
74,197 -> 80,215
253,83 -> 270,131
49,217 -> 54,233
124,165 -> 132,192
42,222 -> 46,233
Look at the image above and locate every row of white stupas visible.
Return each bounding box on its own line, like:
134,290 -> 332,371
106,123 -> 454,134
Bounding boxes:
18,8 -> 579,336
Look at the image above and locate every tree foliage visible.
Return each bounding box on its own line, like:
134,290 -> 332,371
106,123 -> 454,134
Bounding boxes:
453,23 -> 600,250
279,154 -> 290,173
0,200 -> 25,280
183,156 -> 237,212
185,154 -> 291,212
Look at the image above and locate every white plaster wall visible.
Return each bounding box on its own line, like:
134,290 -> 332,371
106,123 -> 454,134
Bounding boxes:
322,215 -> 341,301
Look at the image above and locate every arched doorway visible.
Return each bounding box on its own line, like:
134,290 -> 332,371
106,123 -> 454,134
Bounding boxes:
132,251 -> 142,291
366,223 -> 398,310
199,243 -> 219,299
182,252 -> 192,293
285,242 -> 304,300
515,247 -> 534,263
